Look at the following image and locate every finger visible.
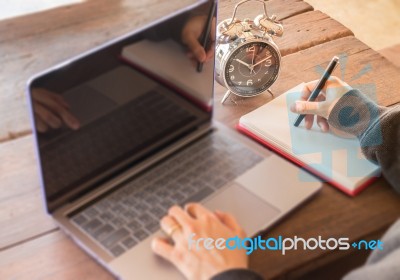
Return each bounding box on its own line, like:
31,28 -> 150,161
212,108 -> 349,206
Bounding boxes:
215,210 -> 246,237
317,116 -> 329,132
168,205 -> 192,228
151,237 -> 175,262
34,103 -> 62,129
160,215 -> 182,241
35,117 -> 48,133
182,33 -> 206,62
34,90 -> 80,130
291,100 -> 320,116
301,80 -> 319,101
59,110 -> 80,130
304,114 -> 314,130
185,203 -> 215,219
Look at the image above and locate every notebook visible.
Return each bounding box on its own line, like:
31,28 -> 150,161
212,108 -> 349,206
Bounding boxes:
121,39 -> 213,110
237,84 -> 380,196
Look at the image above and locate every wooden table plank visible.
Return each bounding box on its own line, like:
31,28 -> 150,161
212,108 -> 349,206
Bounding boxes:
276,10 -> 353,56
215,36 -> 400,127
0,135 -> 56,249
217,0 -> 313,23
0,231 -> 112,280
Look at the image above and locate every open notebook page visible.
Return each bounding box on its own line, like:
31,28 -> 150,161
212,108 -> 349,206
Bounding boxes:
239,84 -> 380,192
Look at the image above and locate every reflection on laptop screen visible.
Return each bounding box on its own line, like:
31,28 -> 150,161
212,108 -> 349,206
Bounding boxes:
29,6 -> 214,211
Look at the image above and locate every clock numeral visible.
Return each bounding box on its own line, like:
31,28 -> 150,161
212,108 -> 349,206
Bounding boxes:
229,65 -> 234,73
246,46 -> 256,53
265,59 -> 272,67
246,79 -> 253,86
238,81 -> 242,85
230,75 -> 235,80
265,70 -> 269,74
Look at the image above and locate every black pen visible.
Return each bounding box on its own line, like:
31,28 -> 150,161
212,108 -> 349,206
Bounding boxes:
197,0 -> 216,73
293,56 -> 340,127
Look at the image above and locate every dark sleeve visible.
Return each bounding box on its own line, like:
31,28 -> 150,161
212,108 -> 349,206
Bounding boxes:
211,269 -> 264,280
327,89 -> 400,192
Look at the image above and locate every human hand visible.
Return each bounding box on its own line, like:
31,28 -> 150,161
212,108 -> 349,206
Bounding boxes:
151,204 -> 248,280
32,88 -> 80,133
290,76 -> 353,136
181,15 -> 216,64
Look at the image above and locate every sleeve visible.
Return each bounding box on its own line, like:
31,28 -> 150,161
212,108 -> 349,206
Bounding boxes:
211,269 -> 264,280
327,89 -> 400,192
343,219 -> 400,280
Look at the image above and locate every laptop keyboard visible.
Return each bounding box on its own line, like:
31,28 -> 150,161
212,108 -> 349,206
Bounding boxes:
71,133 -> 263,257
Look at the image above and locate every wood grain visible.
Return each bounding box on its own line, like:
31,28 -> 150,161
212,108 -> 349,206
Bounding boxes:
217,0 -> 313,23
0,231 -> 112,280
0,135 -> 56,249
276,10 -> 353,56
379,43 -> 400,68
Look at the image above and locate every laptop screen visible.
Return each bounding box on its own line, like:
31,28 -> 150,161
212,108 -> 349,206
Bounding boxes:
28,2 -> 214,212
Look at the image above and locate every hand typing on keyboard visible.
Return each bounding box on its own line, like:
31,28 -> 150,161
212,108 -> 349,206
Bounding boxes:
151,203 -> 248,280
32,88 -> 80,133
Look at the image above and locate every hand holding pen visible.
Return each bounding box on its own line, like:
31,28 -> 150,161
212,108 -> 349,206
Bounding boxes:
181,1 -> 216,71
290,75 -> 353,135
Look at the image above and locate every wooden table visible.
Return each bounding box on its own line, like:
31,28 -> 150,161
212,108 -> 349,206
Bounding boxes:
1,0 -> 400,279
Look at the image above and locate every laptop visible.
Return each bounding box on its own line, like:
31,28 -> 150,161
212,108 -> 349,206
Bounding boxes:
27,2 -> 321,279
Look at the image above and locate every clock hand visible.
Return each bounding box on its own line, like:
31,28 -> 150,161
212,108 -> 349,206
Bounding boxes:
251,55 -> 272,68
234,59 -> 252,69
250,49 -> 256,74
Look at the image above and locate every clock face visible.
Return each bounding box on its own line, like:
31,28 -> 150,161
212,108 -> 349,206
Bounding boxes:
224,41 -> 280,97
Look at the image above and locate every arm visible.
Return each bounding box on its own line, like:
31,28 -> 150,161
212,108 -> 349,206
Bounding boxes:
327,89 -> 400,191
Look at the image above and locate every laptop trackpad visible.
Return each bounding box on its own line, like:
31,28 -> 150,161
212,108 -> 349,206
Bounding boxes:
204,183 -> 281,236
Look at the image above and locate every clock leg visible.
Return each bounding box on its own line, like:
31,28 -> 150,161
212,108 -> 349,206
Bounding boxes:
267,89 -> 274,97
221,90 -> 232,104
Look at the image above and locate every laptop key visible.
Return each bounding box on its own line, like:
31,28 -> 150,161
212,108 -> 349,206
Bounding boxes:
181,186 -> 213,206
122,237 -> 138,249
72,214 -> 88,226
110,244 -> 125,257
133,229 -> 148,241
127,219 -> 142,231
145,220 -> 160,233
101,228 -> 130,249
93,224 -> 114,240
83,218 -> 102,233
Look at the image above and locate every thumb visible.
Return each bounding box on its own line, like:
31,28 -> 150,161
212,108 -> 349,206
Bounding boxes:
290,100 -> 321,116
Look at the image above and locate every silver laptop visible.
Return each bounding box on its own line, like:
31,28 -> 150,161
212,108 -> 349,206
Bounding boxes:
27,2 -> 321,279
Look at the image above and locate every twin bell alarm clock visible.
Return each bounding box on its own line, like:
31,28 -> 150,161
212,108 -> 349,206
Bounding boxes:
214,0 -> 284,104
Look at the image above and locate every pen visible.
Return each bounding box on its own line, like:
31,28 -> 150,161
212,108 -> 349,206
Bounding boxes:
197,0 -> 217,73
293,56 -> 340,127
